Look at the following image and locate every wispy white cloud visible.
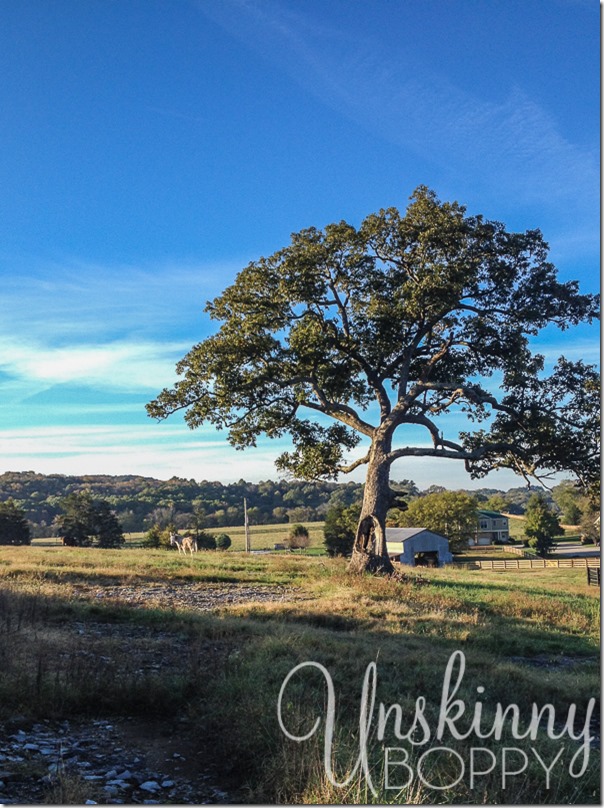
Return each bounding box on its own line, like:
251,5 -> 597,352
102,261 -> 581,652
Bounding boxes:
0,423 -> 289,482
0,422 -> 557,490
0,336 -> 187,392
0,258 -> 240,404
532,339 -> 600,367
0,258 -> 231,343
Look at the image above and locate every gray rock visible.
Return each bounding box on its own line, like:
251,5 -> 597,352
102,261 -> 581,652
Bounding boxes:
161,779 -> 175,788
104,785 -> 119,797
139,780 -> 161,792
106,779 -> 132,790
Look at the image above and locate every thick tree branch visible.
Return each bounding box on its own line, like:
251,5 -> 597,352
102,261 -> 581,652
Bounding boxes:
386,440 -> 517,464
338,453 -> 371,474
299,398 -> 375,437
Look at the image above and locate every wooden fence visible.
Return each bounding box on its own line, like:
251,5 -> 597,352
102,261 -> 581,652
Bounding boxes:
453,557 -> 601,571
587,567 -> 601,586
504,545 -> 533,557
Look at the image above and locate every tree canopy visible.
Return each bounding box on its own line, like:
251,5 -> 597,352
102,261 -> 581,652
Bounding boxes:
0,499 -> 31,546
148,187 -> 599,573
524,493 -> 561,557
55,492 -> 125,548
390,490 -> 478,553
323,502 -> 359,557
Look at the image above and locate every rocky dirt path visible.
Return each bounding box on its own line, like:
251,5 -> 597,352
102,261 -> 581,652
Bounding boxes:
72,580 -> 302,612
0,581 -> 304,803
0,716 -> 229,805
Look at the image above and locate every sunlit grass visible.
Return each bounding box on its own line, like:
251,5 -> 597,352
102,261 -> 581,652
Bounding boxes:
32,520 -> 328,552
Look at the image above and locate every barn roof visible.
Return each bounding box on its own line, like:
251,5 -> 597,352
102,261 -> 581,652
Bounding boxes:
386,527 -> 449,542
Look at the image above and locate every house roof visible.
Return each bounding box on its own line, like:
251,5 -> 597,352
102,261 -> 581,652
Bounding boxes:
386,527 -> 449,542
476,509 -> 507,518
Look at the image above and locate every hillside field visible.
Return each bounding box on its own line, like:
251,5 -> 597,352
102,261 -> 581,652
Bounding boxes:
0,545 -> 598,804
32,520 -> 327,553
32,514 -> 580,554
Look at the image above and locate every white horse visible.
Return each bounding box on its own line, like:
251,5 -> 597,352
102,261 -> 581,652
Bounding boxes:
169,532 -> 197,555
182,536 -> 198,554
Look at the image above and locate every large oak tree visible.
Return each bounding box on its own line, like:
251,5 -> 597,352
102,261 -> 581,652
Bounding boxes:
147,188 -> 599,574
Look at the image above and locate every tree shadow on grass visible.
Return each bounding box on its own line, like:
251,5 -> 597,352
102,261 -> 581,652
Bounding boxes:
0,584 -> 598,805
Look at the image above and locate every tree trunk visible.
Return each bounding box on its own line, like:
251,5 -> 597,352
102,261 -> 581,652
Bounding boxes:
348,438 -> 395,575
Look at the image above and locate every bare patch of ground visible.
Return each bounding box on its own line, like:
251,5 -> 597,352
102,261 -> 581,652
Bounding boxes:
70,581 -> 301,612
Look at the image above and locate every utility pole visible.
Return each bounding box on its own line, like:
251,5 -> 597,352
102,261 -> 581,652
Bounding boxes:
244,497 -> 250,553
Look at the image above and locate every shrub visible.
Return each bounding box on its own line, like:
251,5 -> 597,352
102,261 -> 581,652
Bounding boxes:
580,535 -> 594,545
215,533 -> 232,550
287,524 -> 310,550
142,524 -> 164,548
197,531 -> 217,550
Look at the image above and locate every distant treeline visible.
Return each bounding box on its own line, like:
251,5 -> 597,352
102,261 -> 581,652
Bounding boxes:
0,471 -> 552,537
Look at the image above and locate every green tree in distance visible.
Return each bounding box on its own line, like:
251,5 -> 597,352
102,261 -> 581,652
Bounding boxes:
391,490 -> 478,553
579,508 -> 600,546
55,492 -> 96,546
56,492 -> 125,548
147,187 -> 599,575
551,479 -> 583,525
524,493 -> 561,557
324,502 -> 360,557
94,500 -> 125,548
485,493 -> 509,513
0,499 -> 32,545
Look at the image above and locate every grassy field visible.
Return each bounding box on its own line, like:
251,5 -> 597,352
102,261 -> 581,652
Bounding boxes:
32,520 -> 327,552
33,514 -> 583,552
0,545 -> 598,804
505,513 -> 580,543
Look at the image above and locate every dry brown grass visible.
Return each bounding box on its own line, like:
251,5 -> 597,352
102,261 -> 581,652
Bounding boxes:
0,544 -> 598,804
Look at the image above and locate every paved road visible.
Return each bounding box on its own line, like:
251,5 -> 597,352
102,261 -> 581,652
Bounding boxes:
550,543 -> 600,558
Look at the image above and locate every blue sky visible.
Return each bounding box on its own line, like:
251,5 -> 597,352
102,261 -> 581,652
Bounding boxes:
0,0 -> 598,489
